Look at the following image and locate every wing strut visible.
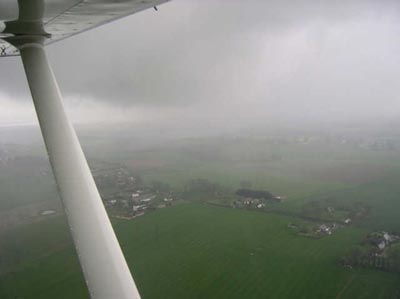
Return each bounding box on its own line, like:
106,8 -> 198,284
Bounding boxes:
8,35 -> 141,299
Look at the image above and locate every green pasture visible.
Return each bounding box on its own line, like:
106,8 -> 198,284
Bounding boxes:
1,204 -> 399,299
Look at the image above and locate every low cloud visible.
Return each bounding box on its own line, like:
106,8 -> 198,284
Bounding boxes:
1,0 -> 400,126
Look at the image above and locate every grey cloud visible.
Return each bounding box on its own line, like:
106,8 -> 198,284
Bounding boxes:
1,0 -> 400,126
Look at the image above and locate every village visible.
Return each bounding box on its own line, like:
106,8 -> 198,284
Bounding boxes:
287,220 -> 349,239
90,164 -> 360,230
89,163 -> 400,273
341,231 -> 400,273
90,163 -> 290,219
91,164 -> 176,219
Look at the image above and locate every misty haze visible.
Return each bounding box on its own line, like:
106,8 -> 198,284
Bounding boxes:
1,1 -> 400,298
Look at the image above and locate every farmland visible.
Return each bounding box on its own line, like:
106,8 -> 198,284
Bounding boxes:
2,124 -> 400,298
1,204 -> 400,299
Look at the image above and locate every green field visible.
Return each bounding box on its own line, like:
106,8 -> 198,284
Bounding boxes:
273,167 -> 400,232
0,156 -> 58,211
1,204 -> 399,299
2,127 -> 400,298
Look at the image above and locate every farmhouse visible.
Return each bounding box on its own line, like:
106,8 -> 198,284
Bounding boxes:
140,198 -> 153,203
107,199 -> 117,205
133,205 -> 147,212
378,240 -> 386,250
368,231 -> 400,251
319,224 -> 330,233
235,189 -> 279,202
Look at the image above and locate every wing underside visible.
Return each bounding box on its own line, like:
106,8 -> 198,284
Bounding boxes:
0,0 -> 169,57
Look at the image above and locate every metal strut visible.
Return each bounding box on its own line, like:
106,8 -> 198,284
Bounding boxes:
10,36 -> 141,299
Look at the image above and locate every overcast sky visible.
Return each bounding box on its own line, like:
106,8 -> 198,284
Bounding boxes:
1,0 -> 400,128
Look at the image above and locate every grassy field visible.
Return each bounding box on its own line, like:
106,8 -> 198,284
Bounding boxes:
2,128 -> 400,298
1,204 -> 399,299
103,136 -> 399,207
2,132 -> 398,211
274,167 -> 400,232
0,156 -> 58,211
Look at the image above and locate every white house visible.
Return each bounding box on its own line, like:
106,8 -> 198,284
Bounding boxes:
378,240 -> 386,250
140,198 -> 153,203
133,205 -> 147,212
383,232 -> 391,242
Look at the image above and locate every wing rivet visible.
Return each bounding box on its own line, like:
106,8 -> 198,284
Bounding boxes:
0,46 -> 6,56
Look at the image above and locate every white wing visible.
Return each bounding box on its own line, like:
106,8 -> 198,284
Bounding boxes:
1,1 -> 170,298
0,0 -> 169,57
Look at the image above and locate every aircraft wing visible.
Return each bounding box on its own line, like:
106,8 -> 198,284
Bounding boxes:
1,1 -> 171,298
0,0 -> 169,57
